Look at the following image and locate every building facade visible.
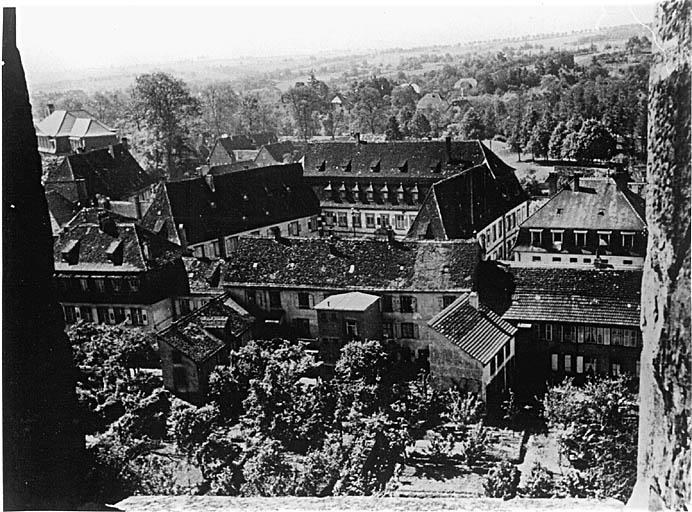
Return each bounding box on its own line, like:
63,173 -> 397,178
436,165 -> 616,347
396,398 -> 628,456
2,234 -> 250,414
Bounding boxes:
35,107 -> 118,155
512,176 -> 646,269
54,209 -> 189,332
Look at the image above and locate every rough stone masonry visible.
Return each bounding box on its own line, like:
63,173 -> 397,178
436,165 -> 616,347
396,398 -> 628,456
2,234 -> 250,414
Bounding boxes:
628,0 -> 691,509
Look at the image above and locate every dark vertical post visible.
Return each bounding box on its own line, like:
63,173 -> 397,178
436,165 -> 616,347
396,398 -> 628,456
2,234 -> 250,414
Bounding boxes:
3,7 -> 84,509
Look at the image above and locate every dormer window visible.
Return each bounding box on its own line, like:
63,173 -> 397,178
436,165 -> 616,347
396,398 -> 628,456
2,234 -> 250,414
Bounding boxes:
530,229 -> 542,246
597,209 -> 605,216
61,239 -> 80,265
551,230 -> 564,245
556,208 -> 564,215
382,183 -> 390,203
430,160 -> 442,173
411,184 -> 420,204
598,231 -> 611,246
622,232 -> 635,249
106,239 -> 124,266
365,183 -> 374,203
398,160 -> 408,173
396,183 -> 405,204
370,160 -> 380,172
341,160 -> 352,172
316,160 -> 326,172
574,230 -> 587,246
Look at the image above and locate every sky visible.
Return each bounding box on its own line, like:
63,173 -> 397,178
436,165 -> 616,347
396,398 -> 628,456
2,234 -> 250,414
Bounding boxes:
15,1 -> 656,75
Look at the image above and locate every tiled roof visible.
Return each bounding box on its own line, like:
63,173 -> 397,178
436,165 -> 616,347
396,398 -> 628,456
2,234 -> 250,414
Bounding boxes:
249,132 -> 278,147
142,164 -> 320,246
521,177 -> 646,231
45,143 -> 155,201
428,294 -> 517,365
216,135 -> 255,152
314,291 -> 380,311
157,294 -> 254,362
208,161 -> 258,175
233,149 -> 260,162
35,109 -> 115,138
407,153 -> 527,240
45,190 -> 78,232
221,237 -> 479,292
501,268 -> 642,327
54,208 -> 184,273
184,257 -> 224,295
257,141 -> 299,163
302,140 -> 488,179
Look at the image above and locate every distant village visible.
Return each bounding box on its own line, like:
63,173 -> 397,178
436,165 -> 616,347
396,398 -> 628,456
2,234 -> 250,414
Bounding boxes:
40,103 -> 645,409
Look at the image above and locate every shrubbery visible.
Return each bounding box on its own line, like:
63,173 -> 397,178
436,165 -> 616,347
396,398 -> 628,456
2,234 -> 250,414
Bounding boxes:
484,460 -> 520,499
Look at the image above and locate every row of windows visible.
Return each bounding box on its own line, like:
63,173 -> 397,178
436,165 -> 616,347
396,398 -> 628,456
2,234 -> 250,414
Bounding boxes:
535,323 -> 641,347
246,289 -> 282,309
527,254 -> 635,265
550,354 -> 639,376
322,211 -> 418,231
56,276 -> 140,294
63,305 -> 148,326
530,230 -> 636,249
325,187 -> 421,206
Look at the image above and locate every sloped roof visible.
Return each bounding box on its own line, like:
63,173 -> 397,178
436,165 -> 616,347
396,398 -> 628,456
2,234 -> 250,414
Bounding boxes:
45,190 -> 78,232
417,92 -> 449,111
35,109 -> 115,138
314,291 -> 380,311
54,208 -> 184,273
303,140 -> 488,179
222,237 -> 479,292
157,294 -> 254,362
428,294 -> 517,365
249,132 -> 278,147
45,143 -> 155,201
233,149 -> 260,162
521,177 -> 646,231
258,141 -> 299,163
502,268 -> 642,327
184,257 -> 224,295
142,164 -> 320,246
208,161 -> 258,175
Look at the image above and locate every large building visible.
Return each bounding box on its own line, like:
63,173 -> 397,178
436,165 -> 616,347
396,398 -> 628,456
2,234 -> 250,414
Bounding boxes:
301,139 -> 527,253
511,175 -> 646,269
54,208 -> 188,332
139,163 -> 321,259
220,235 -> 480,360
35,106 -> 118,155
208,133 -> 278,166
501,267 -> 643,394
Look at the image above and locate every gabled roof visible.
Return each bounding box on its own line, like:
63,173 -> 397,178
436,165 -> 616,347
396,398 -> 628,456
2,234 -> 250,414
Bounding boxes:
35,109 -> 115,138
157,294 -> 254,363
303,140 -> 488,179
44,143 -> 155,201
417,92 -> 449,111
314,291 -> 380,311
257,141 -> 299,163
501,268 -> 642,327
233,149 -> 260,162
184,257 -> 224,295
428,294 -> 517,365
521,177 -> 646,231
221,237 -> 479,292
54,208 -> 184,273
45,190 -> 78,233
142,164 -> 320,246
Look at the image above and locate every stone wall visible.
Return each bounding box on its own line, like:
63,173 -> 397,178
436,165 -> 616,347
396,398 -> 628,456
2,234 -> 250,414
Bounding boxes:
629,1 -> 691,509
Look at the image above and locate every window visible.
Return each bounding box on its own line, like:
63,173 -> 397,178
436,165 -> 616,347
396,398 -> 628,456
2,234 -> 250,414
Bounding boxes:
577,325 -> 584,343
269,291 -> 281,309
381,295 -> 393,312
598,231 -> 611,246
212,240 -> 221,258
551,353 -> 559,371
622,232 -> 635,249
564,354 -> 572,373
245,290 -> 257,305
636,361 -> 641,377
545,323 -> 553,341
442,295 -> 457,308
96,307 -> 110,324
288,221 -> 300,236
345,319 -> 358,337
352,213 -> 362,228
490,358 -> 496,375
400,295 -> 416,313
127,277 -> 140,292
532,256 -> 541,262
624,329 -> 638,347
585,357 -> 598,373
94,278 -> 106,293
308,217 -> 318,232
584,326 -> 596,343
583,258 -> 592,263
505,342 -> 511,358
79,306 -> 93,323
80,278 -> 89,292
574,231 -> 587,247
395,214 -> 405,230
492,224 -> 497,242
113,307 -> 126,324
63,305 -> 76,324
111,278 -> 122,293
576,356 -> 584,374
382,321 -> 394,339
554,324 -> 563,342
193,245 -> 205,258
401,322 -> 416,338
380,214 -> 390,227
623,260 -> 633,265
293,318 -> 311,337
497,349 -> 504,367
337,213 -> 348,227
596,327 -> 610,345
611,362 -> 622,376
612,327 -> 624,345
530,230 -> 542,246
130,308 -> 147,326
570,257 -> 578,263
365,214 -> 375,228
297,292 -> 312,309
551,230 -> 563,244
563,325 -> 574,342
552,256 -> 562,262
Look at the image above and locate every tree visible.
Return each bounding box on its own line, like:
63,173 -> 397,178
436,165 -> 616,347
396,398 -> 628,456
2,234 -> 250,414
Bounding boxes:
543,376 -> 638,501
459,107 -> 484,140
131,72 -> 200,178
548,121 -> 569,159
352,86 -> 386,134
526,114 -> 553,160
237,92 -> 277,135
284,77 -> 328,140
384,116 -> 402,141
198,82 -> 240,137
408,112 -> 432,138
573,119 -> 617,161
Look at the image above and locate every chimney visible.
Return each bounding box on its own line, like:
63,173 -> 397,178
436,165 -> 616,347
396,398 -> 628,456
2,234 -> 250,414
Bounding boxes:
46,103 -> 55,116
134,195 -> 142,220
178,223 -> 188,250
142,241 -> 151,261
573,172 -> 582,192
354,132 -> 361,144
469,291 -> 479,310
613,170 -> 629,191
120,137 -> 128,151
97,210 -> 118,236
445,135 -> 452,161
205,174 -> 215,192
96,194 -> 111,210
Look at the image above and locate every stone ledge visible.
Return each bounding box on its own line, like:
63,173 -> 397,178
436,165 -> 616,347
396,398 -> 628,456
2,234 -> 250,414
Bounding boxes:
115,496 -> 624,512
